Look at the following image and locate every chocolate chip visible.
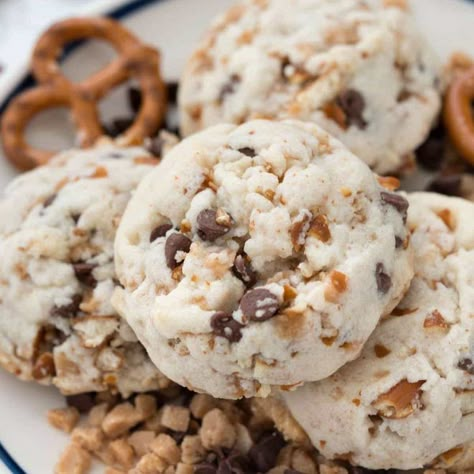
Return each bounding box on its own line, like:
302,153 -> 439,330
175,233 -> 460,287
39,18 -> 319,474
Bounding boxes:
238,147 -> 256,157
51,294 -> 82,318
73,262 -> 97,288
206,451 -> 220,464
415,127 -> 446,171
195,464 -> 217,474
346,467 -> 397,474
66,393 -> 95,413
240,288 -> 279,322
146,136 -> 165,157
427,174 -> 462,197
248,431 -> 285,472
232,255 -> 257,287
219,74 -> 240,102
458,358 -> 474,375
347,468 -> 370,474
43,194 -> 57,208
52,329 -> 67,346
346,468 -> 372,474
210,312 -> 244,343
128,86 -> 142,113
395,236 -> 403,249
71,213 -> 81,224
375,263 -> 392,294
102,117 -> 134,137
163,117 -> 180,137
150,224 -> 173,242
165,233 -> 192,269
380,192 -> 409,223
197,209 -> 231,241
167,430 -> 187,443
167,81 -> 179,105
337,89 -> 366,129
218,451 -> 252,474
217,462 -> 235,474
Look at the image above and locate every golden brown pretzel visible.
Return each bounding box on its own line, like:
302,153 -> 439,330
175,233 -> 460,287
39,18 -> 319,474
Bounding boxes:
444,65 -> 474,167
1,17 -> 166,170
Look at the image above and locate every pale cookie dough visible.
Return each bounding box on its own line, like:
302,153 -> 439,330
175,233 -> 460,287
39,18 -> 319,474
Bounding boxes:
179,0 -> 441,175
0,145 -> 171,396
282,193 -> 474,470
113,120 -> 413,399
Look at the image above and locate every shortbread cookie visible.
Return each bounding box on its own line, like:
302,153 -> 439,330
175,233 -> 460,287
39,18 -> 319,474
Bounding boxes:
0,145 -> 170,396
282,193 -> 474,470
179,0 -> 441,175
113,120 -> 413,399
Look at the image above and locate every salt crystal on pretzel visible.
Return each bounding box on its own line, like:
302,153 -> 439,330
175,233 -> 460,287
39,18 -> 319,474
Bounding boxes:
0,17 -> 167,170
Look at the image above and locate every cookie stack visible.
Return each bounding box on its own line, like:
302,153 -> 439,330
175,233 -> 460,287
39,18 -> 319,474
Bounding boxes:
0,1 -> 473,473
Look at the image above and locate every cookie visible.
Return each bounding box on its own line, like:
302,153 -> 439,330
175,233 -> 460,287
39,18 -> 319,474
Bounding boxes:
113,119 -> 413,399
179,0 -> 441,175
282,193 -> 474,470
0,144 -> 171,396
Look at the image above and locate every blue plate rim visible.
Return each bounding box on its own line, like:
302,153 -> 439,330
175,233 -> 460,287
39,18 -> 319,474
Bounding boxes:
0,3 -> 165,472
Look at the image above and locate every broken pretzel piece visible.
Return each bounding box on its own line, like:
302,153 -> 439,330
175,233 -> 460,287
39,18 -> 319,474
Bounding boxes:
372,379 -> 425,419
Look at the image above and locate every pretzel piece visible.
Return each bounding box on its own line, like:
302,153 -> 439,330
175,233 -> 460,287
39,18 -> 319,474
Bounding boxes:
444,66 -> 474,166
1,17 -> 166,170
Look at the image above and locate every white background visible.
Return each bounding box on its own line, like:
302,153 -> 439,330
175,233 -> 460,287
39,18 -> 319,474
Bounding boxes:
0,1 -> 96,85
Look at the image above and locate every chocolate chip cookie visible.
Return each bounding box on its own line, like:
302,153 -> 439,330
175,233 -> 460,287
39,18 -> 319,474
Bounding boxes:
179,0 -> 441,175
0,145 -> 170,396
282,193 -> 474,470
113,120 -> 413,399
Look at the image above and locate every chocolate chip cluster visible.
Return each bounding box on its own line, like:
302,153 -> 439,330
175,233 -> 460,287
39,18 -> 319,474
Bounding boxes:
151,206 -> 287,344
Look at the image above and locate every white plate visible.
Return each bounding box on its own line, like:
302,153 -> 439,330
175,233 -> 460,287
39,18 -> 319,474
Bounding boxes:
1,0 -> 474,472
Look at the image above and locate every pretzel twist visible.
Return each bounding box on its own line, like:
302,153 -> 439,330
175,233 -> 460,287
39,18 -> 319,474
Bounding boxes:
1,17 -> 167,170
444,65 -> 474,167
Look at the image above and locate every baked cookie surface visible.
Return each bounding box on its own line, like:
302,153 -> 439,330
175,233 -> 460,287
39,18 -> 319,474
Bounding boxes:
0,145 -> 169,396
179,0 -> 440,175
282,193 -> 474,470
113,119 -> 413,399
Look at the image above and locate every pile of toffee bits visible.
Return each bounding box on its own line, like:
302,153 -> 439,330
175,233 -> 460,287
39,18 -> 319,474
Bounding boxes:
49,385 -> 318,474
415,120 -> 473,200
48,386 -> 450,474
